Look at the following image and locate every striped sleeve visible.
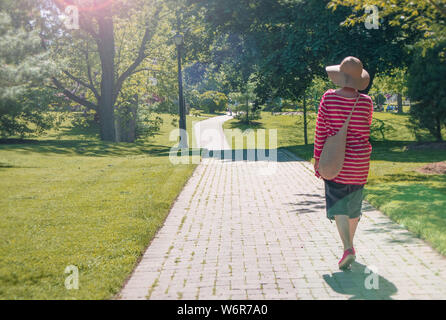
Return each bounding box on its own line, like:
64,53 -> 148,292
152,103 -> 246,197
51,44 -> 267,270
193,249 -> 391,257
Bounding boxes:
314,95 -> 328,161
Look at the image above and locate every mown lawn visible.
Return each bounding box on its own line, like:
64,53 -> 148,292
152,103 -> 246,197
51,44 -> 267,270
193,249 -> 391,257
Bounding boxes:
224,111 -> 446,255
0,114 -> 203,299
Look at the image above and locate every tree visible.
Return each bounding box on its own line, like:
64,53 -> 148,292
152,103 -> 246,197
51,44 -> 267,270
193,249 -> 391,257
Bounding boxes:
328,0 -> 445,35
206,31 -> 259,121
0,9 -> 59,138
307,77 -> 333,112
328,0 -> 445,58
49,0 -> 163,142
371,68 -> 409,113
296,77 -> 333,145
407,41 -> 446,142
191,0 -> 419,151
199,91 -> 227,114
191,0 -> 414,99
229,80 -> 260,124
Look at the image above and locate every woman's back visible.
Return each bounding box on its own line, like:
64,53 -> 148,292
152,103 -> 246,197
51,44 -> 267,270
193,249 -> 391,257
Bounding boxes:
314,89 -> 374,185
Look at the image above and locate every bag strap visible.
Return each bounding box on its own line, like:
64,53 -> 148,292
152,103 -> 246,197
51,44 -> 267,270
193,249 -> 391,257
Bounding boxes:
345,94 -> 361,125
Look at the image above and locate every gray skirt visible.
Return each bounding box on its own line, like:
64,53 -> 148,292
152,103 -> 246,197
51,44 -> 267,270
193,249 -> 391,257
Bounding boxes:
324,180 -> 364,221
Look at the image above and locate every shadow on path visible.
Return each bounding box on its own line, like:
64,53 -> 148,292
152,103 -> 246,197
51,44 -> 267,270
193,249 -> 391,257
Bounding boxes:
201,148 -> 305,163
224,120 -> 265,131
323,262 -> 397,300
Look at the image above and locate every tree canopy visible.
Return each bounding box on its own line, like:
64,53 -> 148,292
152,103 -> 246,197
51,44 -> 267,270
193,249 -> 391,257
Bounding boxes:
0,0 -> 444,142
0,6 -> 60,138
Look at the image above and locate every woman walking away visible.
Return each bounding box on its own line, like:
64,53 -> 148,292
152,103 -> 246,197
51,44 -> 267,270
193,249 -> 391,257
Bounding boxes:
313,56 -> 374,270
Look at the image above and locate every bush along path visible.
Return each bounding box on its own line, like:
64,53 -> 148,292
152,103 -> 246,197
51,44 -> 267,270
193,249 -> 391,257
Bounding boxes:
119,116 -> 446,300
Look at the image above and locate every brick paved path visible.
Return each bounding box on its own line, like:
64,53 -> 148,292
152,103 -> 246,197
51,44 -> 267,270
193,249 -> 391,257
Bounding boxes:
119,116 -> 446,300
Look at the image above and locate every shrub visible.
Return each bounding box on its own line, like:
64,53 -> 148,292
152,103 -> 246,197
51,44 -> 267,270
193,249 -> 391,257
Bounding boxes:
190,108 -> 202,117
0,87 -> 64,138
136,107 -> 163,139
199,91 -> 228,114
233,103 -> 261,123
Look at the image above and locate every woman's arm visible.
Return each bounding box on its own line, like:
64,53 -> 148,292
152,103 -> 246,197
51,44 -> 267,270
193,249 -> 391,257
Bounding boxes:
313,96 -> 328,176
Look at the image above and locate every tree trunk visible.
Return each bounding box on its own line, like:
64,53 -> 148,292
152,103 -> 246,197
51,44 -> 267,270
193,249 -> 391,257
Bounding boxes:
246,97 -> 249,124
436,117 -> 443,142
362,70 -> 375,95
397,93 -> 403,114
116,106 -> 138,143
303,95 -> 308,145
97,13 -> 116,142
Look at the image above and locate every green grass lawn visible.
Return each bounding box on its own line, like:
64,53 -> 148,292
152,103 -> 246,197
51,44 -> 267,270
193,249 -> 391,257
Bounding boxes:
0,113 -> 203,299
224,112 -> 316,159
224,111 -> 446,255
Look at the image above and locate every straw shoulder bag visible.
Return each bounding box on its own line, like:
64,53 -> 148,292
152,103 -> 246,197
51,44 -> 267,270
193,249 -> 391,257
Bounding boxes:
318,94 -> 361,181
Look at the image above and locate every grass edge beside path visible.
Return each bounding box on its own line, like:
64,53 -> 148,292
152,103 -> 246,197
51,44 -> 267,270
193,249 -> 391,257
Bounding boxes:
0,114 -> 205,299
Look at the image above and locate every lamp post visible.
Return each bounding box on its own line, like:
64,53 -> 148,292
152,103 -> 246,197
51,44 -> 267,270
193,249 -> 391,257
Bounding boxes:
173,33 -> 188,149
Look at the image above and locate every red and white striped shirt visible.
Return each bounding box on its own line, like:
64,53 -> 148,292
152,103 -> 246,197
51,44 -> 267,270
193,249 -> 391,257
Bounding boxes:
314,89 -> 373,185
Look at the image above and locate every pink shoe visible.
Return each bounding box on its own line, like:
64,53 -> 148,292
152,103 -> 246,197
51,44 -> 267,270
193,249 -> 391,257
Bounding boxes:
338,248 -> 355,270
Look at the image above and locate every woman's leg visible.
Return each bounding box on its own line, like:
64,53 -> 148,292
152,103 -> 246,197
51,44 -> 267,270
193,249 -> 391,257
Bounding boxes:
335,215 -> 351,250
349,217 -> 360,248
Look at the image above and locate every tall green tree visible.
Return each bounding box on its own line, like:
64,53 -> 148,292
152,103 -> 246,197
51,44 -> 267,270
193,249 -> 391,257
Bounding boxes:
329,0 -> 445,35
48,0 -> 163,142
407,41 -> 446,142
191,0 -> 414,97
0,7 -> 58,138
371,68 -> 409,113
190,0 -> 416,144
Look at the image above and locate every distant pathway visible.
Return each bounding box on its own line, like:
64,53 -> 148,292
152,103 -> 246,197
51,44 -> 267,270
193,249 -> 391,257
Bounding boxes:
119,115 -> 446,300
193,115 -> 232,150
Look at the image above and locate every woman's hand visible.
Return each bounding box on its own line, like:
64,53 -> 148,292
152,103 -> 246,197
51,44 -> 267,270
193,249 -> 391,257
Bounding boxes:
314,159 -> 319,172
314,160 -> 322,179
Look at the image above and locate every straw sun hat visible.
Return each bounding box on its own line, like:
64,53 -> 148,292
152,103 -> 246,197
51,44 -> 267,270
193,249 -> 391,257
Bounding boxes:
326,56 -> 370,91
